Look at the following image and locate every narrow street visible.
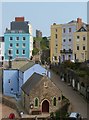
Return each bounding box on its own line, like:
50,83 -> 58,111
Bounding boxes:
50,70 -> 88,118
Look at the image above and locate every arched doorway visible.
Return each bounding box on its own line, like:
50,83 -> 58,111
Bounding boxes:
42,100 -> 49,113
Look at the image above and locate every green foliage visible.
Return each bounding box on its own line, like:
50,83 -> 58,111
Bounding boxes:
32,48 -> 39,55
40,37 -> 49,50
54,102 -> 69,119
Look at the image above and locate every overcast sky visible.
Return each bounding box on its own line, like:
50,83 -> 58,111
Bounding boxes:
1,2 -> 87,37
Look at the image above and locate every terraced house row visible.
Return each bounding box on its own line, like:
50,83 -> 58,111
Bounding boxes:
0,17 -> 33,62
50,18 -> 89,63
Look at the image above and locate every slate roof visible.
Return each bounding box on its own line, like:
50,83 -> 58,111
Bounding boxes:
19,61 -> 35,72
21,73 -> 43,95
4,58 -> 35,71
77,26 -> 87,32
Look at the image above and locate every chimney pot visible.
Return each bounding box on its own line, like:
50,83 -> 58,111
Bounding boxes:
15,17 -> 24,22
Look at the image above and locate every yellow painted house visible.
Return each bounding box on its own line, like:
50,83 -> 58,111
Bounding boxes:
73,26 -> 89,62
50,23 -> 62,63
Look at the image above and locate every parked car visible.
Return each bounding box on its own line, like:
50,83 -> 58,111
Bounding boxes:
19,111 -> 24,118
9,113 -> 15,119
69,112 -> 82,120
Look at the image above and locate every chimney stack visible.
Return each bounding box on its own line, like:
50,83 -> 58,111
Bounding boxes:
77,18 -> 83,30
15,17 -> 24,22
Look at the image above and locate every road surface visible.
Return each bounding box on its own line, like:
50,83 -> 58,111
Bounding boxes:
50,70 -> 88,118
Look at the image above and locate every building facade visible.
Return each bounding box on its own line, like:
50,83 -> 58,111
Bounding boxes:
21,73 -> 62,114
4,32 -> 30,60
73,26 -> 89,62
61,21 -> 77,62
28,24 -> 33,57
50,23 -> 62,63
3,61 -> 49,97
4,17 -> 33,60
0,37 -> 4,62
50,18 -> 85,63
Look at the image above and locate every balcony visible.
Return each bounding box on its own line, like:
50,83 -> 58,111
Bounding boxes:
60,49 -> 73,54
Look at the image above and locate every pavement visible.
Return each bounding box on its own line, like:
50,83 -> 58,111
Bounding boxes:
50,69 -> 88,118
0,103 -> 19,119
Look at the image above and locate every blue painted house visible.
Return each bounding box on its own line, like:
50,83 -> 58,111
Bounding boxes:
3,61 -> 50,97
4,31 -> 30,60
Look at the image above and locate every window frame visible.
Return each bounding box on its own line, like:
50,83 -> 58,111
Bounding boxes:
53,97 -> 57,106
34,97 -> 39,108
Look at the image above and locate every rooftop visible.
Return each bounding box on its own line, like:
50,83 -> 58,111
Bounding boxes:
21,73 -> 43,95
5,29 -> 28,34
19,61 -> 35,72
4,58 -> 35,71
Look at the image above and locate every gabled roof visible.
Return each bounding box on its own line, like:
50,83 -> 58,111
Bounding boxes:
21,73 -> 43,95
77,26 -> 87,32
68,20 -> 77,24
19,61 -> 35,72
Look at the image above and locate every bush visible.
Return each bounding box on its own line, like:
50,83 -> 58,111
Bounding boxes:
32,48 -> 39,55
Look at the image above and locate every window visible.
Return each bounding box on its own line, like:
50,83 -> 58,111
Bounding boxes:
55,48 -> 57,53
68,55 -> 71,59
83,46 -> 85,50
63,28 -> 66,33
56,44 -> 58,46
16,43 -> 19,47
69,39 -> 71,42
34,98 -> 39,107
10,43 -> 13,47
81,53 -> 84,59
55,34 -> 57,39
2,56 -> 4,60
16,50 -> 19,54
53,97 -> 56,106
11,88 -> 13,91
23,37 -> 26,40
69,49 -> 71,51
63,49 -> 65,51
54,56 -> 57,60
0,43 -> 1,48
22,50 -> 25,54
56,29 -> 57,32
77,46 -> 79,50
8,79 -> 11,83
77,36 -> 80,39
10,37 -> 13,40
8,49 -> 12,55
69,28 -> 71,32
83,37 -> 86,40
22,43 -> 26,47
63,39 -> 66,42
16,37 -> 19,40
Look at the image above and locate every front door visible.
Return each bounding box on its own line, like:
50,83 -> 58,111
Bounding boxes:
42,100 -> 49,113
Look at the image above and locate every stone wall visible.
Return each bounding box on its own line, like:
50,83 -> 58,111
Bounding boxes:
23,77 -> 62,114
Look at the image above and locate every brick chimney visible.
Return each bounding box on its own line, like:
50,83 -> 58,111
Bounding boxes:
15,17 -> 24,22
77,18 -> 83,30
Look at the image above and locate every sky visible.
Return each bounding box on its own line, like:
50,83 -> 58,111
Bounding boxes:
1,2 -> 87,37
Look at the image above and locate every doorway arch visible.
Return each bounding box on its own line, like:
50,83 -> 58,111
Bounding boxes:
42,100 -> 49,113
